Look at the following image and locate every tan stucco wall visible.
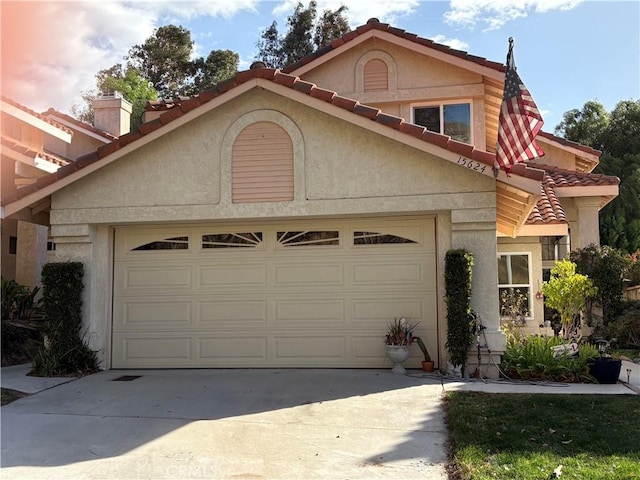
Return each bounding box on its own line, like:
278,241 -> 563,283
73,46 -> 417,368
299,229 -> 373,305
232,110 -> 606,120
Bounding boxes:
539,141 -> 577,170
45,130 -> 107,162
49,86 -> 500,369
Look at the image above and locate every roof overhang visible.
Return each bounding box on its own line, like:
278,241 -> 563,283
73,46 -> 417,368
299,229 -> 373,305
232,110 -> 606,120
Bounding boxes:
496,181 -> 540,238
537,135 -> 600,172
45,114 -> 112,143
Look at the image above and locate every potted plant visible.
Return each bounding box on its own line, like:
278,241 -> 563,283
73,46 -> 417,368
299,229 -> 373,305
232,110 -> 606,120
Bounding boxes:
588,339 -> 622,384
384,317 -> 418,374
415,337 -> 435,372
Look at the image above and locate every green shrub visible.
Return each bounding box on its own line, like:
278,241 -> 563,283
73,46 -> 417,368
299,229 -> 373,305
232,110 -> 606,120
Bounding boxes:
502,332 -> 598,382
1,277 -> 43,365
604,300 -> 640,349
444,249 -> 475,370
31,262 -> 98,376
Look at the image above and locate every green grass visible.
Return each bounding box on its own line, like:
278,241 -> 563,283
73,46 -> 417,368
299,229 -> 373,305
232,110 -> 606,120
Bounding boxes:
1,387 -> 28,406
445,392 -> 640,480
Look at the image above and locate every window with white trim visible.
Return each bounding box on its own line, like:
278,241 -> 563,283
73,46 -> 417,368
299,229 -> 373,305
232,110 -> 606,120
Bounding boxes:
498,253 -> 532,318
412,102 -> 471,144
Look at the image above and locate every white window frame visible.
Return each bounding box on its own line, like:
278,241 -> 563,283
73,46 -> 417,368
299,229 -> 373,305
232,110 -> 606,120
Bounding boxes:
410,100 -> 473,144
497,252 -> 533,319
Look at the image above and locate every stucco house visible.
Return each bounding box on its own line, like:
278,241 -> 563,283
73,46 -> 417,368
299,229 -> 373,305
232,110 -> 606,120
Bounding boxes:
0,19 -> 618,374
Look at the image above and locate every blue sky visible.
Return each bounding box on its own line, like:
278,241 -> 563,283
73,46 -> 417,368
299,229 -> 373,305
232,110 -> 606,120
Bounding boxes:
2,1 -> 638,132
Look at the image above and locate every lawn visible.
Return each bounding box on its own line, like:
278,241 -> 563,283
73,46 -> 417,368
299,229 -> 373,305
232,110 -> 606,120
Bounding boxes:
445,392 -> 640,480
1,387 -> 28,406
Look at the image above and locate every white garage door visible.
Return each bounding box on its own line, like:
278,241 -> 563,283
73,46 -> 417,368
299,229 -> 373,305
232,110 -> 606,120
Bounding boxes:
112,217 -> 438,368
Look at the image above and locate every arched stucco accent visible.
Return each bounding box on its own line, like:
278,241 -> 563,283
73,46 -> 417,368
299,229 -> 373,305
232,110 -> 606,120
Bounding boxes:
356,50 -> 398,94
221,110 -> 305,205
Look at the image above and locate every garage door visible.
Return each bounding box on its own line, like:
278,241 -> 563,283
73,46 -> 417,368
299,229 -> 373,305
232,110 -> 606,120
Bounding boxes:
112,217 -> 438,368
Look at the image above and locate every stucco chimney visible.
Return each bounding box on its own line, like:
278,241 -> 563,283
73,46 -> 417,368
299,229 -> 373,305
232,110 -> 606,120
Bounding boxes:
93,92 -> 132,137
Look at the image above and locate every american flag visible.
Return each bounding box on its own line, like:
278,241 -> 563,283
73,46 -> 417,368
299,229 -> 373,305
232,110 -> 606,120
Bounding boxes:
495,38 -> 544,174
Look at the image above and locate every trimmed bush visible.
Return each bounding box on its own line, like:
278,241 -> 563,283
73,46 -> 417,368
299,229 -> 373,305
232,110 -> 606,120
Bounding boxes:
31,262 -> 98,376
445,249 -> 475,370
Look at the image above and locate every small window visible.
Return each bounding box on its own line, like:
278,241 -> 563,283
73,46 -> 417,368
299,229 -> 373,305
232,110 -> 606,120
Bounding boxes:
47,241 -> 56,251
132,236 -> 189,251
354,231 -> 417,245
202,232 -> 263,249
9,236 -> 17,255
277,231 -> 339,247
498,253 -> 531,317
413,102 -> 471,144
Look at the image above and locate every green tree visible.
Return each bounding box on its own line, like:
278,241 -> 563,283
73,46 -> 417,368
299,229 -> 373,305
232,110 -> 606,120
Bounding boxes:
126,25 -> 193,98
188,49 -> 239,95
555,99 -> 640,252
542,259 -> 597,339
313,5 -> 350,49
255,2 -> 350,69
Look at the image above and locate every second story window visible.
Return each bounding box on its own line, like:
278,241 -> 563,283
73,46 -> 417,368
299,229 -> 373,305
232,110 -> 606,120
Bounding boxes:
413,102 -> 471,144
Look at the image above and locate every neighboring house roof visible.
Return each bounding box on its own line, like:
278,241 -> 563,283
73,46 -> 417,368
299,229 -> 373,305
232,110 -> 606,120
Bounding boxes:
1,96 -> 73,137
531,163 -> 619,188
283,18 -> 506,77
1,137 -> 71,168
43,108 -> 117,142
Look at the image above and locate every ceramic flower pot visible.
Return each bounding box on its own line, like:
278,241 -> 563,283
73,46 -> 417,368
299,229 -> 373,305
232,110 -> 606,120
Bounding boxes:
589,357 -> 622,384
421,360 -> 435,372
385,345 -> 411,374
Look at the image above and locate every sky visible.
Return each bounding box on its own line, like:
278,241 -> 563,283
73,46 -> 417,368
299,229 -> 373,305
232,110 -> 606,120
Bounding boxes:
1,0 -> 638,131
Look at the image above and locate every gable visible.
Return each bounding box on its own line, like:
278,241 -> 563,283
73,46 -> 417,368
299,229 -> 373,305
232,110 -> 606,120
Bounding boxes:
300,38 -> 483,100
52,87 -> 493,216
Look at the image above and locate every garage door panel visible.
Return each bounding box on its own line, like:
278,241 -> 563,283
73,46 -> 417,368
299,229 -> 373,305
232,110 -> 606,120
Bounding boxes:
114,299 -> 192,330
273,262 -> 344,286
198,337 -> 268,361
113,336 -> 192,368
120,265 -> 192,290
352,298 -> 426,323
113,217 -> 438,368
199,299 -> 268,325
274,336 -> 346,360
199,264 -> 267,288
275,298 -> 345,324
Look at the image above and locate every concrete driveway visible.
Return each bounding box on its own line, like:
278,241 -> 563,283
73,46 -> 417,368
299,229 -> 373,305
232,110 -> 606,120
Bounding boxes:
1,369 -> 449,479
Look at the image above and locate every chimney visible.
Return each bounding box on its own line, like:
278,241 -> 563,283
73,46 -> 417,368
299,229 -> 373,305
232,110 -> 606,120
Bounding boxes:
93,91 -> 132,137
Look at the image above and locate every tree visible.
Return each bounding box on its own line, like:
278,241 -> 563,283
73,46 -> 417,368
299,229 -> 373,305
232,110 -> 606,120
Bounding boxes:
255,2 -> 350,69
542,259 -> 597,339
555,100 -> 609,149
281,1 -> 317,66
313,5 -> 350,49
555,99 -> 640,252
126,25 -> 193,98
188,49 -> 239,95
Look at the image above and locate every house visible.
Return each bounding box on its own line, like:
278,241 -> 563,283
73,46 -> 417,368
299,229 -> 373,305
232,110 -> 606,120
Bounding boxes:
1,94 -> 130,287
0,19 -> 618,374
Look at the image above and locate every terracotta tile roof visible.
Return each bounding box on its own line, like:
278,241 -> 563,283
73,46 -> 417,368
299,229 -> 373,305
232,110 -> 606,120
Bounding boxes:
1,96 -> 73,136
43,108 -> 117,141
530,163 -> 619,187
527,176 -> 568,225
2,67 -> 545,206
282,18 -> 506,74
537,131 -> 601,158
1,136 -> 71,167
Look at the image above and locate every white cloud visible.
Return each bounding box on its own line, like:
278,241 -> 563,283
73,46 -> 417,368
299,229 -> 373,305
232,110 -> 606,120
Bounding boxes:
444,0 -> 583,31
272,0 -> 419,26
429,35 -> 469,51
